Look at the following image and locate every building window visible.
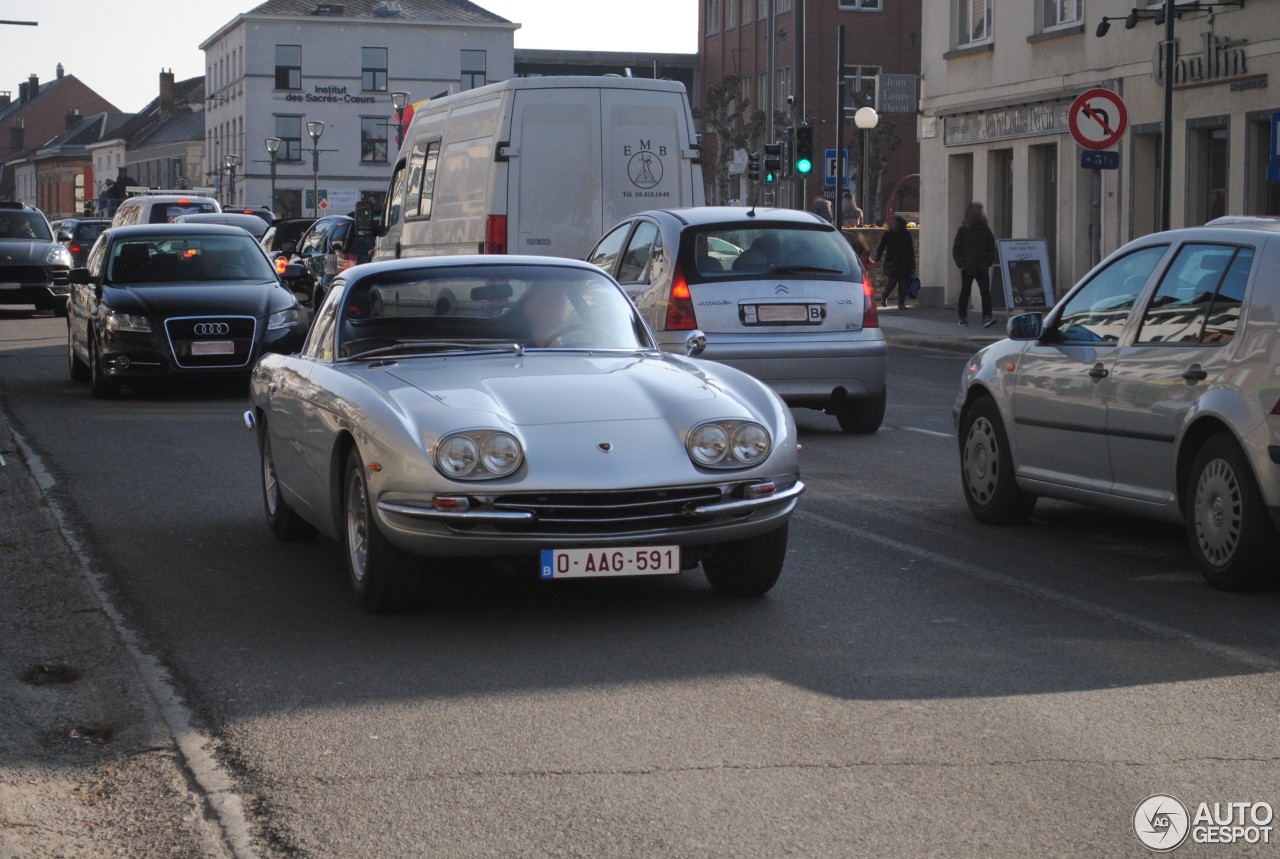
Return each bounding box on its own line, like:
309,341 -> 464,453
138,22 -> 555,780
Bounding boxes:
1042,0 -> 1081,29
839,0 -> 882,9
361,117 -> 389,163
775,67 -> 791,112
758,0 -> 766,19
461,50 -> 486,91
957,0 -> 993,47
725,0 -> 738,28
362,47 -> 388,92
274,115 -> 303,161
843,64 -> 880,113
776,0 -> 792,12
707,0 -> 720,33
275,45 -> 301,90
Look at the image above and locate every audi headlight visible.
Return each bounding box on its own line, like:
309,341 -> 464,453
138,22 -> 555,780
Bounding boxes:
267,305 -> 302,330
687,420 -> 771,469
433,430 -> 524,480
104,310 -> 151,333
45,245 -> 72,266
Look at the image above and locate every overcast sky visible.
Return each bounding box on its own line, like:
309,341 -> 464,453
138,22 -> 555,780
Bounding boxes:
0,1 -> 697,113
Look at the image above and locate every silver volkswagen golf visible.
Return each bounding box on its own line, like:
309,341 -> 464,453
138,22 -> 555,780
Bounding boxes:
956,218 -> 1280,590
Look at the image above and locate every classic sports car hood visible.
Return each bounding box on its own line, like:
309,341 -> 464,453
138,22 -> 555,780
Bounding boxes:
102,280 -> 290,319
385,353 -> 721,426
0,240 -> 52,266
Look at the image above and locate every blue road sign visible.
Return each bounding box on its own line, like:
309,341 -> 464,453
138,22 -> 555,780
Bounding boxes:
824,148 -> 849,186
1272,112 -> 1280,161
1268,162 -> 1280,183
1080,150 -> 1120,170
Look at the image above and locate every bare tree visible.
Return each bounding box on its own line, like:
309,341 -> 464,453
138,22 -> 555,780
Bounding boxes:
695,75 -> 768,205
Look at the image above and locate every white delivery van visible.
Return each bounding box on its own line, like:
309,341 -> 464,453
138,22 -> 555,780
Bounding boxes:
371,76 -> 704,261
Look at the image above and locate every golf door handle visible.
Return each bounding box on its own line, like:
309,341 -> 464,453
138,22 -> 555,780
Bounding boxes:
1182,364 -> 1208,382
1088,364 -> 1109,380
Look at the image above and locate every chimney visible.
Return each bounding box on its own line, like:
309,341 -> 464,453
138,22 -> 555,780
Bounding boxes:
159,68 -> 175,114
56,63 -> 64,80
17,82 -> 28,104
10,120 -> 24,153
0,90 -> 12,108
65,109 -> 81,130
28,74 -> 39,97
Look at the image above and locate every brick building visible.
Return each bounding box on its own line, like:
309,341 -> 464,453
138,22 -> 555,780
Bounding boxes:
698,0 -> 921,220
0,65 -> 119,201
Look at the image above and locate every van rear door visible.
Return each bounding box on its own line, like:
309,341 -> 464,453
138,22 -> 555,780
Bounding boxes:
601,87 -> 703,231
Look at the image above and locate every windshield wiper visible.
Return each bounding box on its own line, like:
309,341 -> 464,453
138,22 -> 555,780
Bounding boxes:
770,265 -> 845,275
343,340 -> 524,361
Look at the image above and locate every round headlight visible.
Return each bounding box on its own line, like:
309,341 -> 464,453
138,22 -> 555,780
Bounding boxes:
436,435 -> 478,477
730,423 -> 771,464
480,432 -> 522,476
688,423 -> 729,466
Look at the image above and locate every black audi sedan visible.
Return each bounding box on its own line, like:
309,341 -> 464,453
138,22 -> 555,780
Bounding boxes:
66,224 -> 308,397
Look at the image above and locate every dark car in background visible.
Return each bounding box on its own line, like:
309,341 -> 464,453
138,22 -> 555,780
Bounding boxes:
65,224 -> 308,397
0,202 -> 72,316
259,217 -> 316,276
226,206 -> 275,226
290,215 -> 375,307
172,212 -> 270,240
52,218 -> 111,267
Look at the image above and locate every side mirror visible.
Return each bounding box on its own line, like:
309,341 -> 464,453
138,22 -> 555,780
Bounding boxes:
68,267 -> 92,285
281,263 -> 306,281
279,240 -> 296,255
354,201 -> 375,236
1007,312 -> 1044,341
57,231 -> 72,243
683,330 -> 707,357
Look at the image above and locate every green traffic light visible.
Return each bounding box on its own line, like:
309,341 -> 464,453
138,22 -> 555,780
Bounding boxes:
765,172 -> 775,183
796,158 -> 813,175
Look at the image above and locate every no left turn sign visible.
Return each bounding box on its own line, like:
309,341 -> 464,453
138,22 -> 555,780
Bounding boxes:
1069,89 -> 1128,151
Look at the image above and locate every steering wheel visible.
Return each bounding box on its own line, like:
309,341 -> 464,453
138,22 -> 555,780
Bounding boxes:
538,323 -> 612,348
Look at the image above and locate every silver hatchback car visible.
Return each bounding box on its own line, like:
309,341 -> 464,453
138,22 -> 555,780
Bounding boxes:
955,219 -> 1280,590
587,207 -> 888,433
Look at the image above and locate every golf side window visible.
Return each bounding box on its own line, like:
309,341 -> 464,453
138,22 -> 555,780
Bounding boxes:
1054,245 -> 1168,344
1136,244 -> 1253,345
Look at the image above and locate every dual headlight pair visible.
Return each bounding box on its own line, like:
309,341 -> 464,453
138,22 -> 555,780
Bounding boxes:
431,420 -> 771,481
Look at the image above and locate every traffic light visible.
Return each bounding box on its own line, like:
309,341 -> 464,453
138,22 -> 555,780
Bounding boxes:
780,130 -> 793,179
793,124 -> 814,175
747,151 -> 761,182
763,142 -> 781,183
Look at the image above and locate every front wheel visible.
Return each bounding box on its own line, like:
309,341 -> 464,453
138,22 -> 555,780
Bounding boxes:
260,423 -> 316,541
342,452 -> 423,612
1185,435 -> 1277,591
703,524 -> 789,596
67,322 -> 89,381
959,396 -> 1036,524
88,334 -> 118,399
836,390 -> 886,434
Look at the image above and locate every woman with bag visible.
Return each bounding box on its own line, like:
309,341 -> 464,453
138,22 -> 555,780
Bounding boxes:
874,215 -> 915,309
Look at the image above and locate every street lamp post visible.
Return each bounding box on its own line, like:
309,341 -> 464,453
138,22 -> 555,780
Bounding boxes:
264,137 -> 281,214
390,91 -> 411,147
854,106 -> 878,226
223,153 -> 240,208
306,120 -> 325,217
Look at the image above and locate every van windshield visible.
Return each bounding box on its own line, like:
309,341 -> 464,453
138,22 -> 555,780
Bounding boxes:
149,202 -> 218,223
684,224 -> 860,284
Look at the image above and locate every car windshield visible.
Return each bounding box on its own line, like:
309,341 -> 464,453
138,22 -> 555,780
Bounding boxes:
0,212 -> 53,242
75,222 -> 107,242
685,224 -> 859,283
148,202 -> 218,223
337,264 -> 651,359
106,235 -> 277,284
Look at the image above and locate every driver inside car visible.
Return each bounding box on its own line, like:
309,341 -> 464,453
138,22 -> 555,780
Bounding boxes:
519,282 -> 577,347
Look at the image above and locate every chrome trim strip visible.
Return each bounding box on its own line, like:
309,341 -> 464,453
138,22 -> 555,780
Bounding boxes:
690,481 -> 805,517
377,501 -> 535,523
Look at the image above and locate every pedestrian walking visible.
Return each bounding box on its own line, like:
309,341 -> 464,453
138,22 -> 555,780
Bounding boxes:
839,189 -> 863,227
810,195 -> 833,223
848,231 -> 873,277
874,215 -> 915,309
951,202 -> 998,327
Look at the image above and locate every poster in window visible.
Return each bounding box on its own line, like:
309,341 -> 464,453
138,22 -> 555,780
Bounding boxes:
998,239 -> 1055,309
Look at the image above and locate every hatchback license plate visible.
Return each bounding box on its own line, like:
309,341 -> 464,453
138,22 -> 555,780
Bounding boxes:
191,340 -> 234,355
758,304 -> 810,323
540,546 -> 680,579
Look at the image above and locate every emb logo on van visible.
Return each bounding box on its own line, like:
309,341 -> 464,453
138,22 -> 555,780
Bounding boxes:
623,141 -> 666,195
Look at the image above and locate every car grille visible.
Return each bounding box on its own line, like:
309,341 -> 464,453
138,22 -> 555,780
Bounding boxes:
488,486 -> 732,535
0,264 -> 65,285
163,316 -> 257,369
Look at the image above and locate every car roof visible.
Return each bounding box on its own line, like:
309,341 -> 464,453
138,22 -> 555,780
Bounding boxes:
173,213 -> 263,225
1203,216 -> 1280,232
106,224 -> 262,238
122,194 -> 219,205
342,254 -> 607,284
630,206 -> 831,228
1133,223 -> 1280,245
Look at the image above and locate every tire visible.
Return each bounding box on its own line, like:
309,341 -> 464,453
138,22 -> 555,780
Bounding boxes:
1184,434 -> 1277,591
67,322 -> 89,381
342,451 -> 423,612
259,423 -> 316,541
88,333 -> 118,399
836,390 -> 886,434
703,523 -> 789,596
959,396 -> 1036,525
50,298 -> 68,318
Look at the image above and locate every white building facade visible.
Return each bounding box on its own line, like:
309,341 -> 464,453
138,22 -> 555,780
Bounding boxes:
918,1 -> 1280,304
200,0 -> 516,217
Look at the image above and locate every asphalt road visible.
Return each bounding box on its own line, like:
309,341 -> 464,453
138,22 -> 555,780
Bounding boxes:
3,308 -> 1280,858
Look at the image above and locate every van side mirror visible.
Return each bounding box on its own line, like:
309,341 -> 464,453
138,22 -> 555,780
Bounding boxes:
281,263 -> 306,281
354,201 -> 375,236
1007,313 -> 1044,341
68,267 -> 92,284
330,238 -> 345,253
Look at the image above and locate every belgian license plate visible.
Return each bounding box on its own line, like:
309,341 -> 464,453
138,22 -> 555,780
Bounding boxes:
0,282 -> 20,290
757,304 -> 809,323
191,340 -> 234,355
540,545 -> 680,579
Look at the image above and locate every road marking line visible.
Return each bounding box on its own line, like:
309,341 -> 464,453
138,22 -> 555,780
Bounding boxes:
898,426 -> 952,439
797,509 -> 1280,674
0,452 -> 5,466
7,426 -> 258,859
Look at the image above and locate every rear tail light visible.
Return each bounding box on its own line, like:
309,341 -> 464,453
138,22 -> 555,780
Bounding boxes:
336,253 -> 359,271
69,243 -> 81,254
484,215 -> 507,254
1272,398 -> 1280,416
665,264 -> 697,331
861,272 -> 878,329
274,256 -> 288,275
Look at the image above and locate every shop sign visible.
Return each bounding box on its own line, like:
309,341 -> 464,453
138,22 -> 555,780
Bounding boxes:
1154,33 -> 1248,88
943,101 -> 1072,146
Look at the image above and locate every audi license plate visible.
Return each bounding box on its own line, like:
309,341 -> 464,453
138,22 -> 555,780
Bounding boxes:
191,340 -> 234,355
0,282 -> 20,290
540,545 -> 680,579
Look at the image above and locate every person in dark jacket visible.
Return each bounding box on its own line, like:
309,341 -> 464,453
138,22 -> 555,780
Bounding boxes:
875,215 -> 915,309
951,202 -> 999,327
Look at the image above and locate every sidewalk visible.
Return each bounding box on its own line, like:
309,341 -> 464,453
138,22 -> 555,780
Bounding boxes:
876,301 -> 1005,355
